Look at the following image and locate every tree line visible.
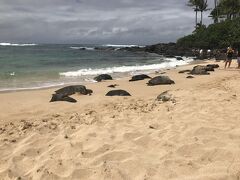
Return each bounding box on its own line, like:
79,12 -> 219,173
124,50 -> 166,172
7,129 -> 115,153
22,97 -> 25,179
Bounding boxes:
177,18 -> 240,49
188,0 -> 240,26
176,0 -> 240,49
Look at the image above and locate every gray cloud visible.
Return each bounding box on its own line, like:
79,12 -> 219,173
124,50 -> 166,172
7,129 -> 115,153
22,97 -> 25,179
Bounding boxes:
0,0 -> 214,44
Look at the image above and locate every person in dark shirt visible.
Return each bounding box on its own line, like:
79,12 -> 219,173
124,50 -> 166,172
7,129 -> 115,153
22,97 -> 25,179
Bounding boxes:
225,47 -> 234,69
237,49 -> 240,69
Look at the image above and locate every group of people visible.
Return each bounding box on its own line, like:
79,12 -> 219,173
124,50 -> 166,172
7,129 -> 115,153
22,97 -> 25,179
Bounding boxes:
224,47 -> 240,69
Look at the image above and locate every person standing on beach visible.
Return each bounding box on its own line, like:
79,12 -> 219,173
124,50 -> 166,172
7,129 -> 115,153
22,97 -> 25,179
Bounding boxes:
207,49 -> 211,59
237,50 -> 240,69
225,47 -> 234,68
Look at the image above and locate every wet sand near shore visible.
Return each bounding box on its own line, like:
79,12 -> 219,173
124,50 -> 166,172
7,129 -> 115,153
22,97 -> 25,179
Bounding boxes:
1,59 -> 240,180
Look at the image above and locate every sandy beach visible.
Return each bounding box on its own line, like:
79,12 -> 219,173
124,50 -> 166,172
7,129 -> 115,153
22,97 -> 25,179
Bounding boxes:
1,59 -> 240,180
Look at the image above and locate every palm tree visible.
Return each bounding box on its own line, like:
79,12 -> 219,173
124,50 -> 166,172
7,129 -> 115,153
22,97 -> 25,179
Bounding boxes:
187,0 -> 200,27
210,7 -> 219,23
222,0 -> 240,19
187,0 -> 209,27
210,0 -> 225,22
198,0 -> 209,25
214,0 -> 219,23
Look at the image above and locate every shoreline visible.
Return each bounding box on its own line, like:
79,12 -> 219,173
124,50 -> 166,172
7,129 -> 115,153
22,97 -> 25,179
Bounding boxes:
0,57 -> 197,94
0,59 -> 229,121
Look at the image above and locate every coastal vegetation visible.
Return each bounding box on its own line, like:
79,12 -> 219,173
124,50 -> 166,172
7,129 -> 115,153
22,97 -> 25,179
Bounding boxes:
177,17 -> 240,48
211,0 -> 240,21
177,0 -> 240,49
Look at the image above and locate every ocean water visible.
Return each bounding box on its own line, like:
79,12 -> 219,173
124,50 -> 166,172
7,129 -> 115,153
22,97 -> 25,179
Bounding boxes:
0,43 -> 193,91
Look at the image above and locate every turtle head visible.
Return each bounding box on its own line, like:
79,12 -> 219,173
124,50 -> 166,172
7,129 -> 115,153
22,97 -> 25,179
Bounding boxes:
86,89 -> 93,95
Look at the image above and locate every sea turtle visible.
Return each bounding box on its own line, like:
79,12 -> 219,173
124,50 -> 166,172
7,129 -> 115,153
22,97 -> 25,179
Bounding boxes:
50,94 -> 77,103
94,74 -> 113,82
147,76 -> 175,86
190,66 -> 210,75
106,90 -> 131,96
129,74 -> 151,82
55,85 -> 93,96
157,91 -> 172,102
156,91 -> 176,103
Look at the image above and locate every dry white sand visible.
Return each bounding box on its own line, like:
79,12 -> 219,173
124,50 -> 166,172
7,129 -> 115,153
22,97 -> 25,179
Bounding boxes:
1,60 -> 240,180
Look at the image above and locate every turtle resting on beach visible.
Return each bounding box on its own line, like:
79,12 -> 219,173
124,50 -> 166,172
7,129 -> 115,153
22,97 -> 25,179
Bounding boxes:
55,85 -> 93,96
106,90 -> 131,96
94,74 -> 113,82
156,91 -> 175,102
50,94 -> 77,103
147,76 -> 175,86
190,66 -> 210,75
129,74 -> 151,82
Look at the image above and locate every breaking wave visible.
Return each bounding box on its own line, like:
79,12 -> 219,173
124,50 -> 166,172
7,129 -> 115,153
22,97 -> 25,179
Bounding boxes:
60,57 -> 193,77
0,43 -> 37,47
70,46 -> 95,50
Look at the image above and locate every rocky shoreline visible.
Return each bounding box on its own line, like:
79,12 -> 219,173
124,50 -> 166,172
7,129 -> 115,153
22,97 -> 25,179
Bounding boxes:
73,43 -> 231,61
119,43 -> 230,60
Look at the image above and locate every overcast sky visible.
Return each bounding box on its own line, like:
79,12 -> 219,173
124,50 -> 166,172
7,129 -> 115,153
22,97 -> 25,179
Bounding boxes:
0,0 -> 214,45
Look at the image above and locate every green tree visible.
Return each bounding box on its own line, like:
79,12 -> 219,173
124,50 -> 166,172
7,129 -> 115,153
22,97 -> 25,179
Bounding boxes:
210,0 -> 240,21
177,17 -> 240,49
210,0 -> 219,23
221,0 -> 240,19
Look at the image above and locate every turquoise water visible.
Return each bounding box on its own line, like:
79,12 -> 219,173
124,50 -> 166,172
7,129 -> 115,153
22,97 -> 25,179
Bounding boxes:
0,44 -> 191,91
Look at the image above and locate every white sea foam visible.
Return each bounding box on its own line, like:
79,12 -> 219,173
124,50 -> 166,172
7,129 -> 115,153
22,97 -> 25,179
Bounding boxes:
60,57 -> 193,77
70,46 -> 95,50
0,43 -> 37,46
9,72 -> 15,76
